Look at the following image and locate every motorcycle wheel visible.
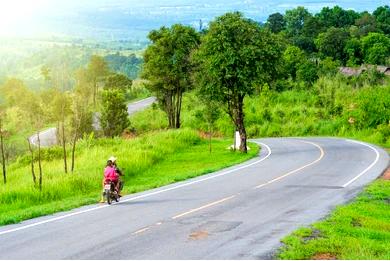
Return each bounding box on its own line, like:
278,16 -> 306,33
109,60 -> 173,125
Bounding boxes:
106,190 -> 112,205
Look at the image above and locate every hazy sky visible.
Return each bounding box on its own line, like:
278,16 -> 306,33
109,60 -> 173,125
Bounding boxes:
0,0 -> 387,40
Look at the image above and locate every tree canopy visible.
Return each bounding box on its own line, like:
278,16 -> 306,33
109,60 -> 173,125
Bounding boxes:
194,12 -> 282,152
142,24 -> 200,128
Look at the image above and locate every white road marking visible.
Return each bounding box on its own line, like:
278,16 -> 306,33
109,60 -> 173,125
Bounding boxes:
342,139 -> 380,187
0,142 -> 271,236
255,140 -> 325,189
0,204 -> 111,236
132,227 -> 151,235
172,195 -> 236,220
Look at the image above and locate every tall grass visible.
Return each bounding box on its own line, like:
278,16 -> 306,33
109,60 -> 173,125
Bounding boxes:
0,129 -> 259,225
130,76 -> 390,148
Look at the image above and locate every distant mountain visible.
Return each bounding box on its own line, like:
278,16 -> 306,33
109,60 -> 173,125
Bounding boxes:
3,0 -> 388,41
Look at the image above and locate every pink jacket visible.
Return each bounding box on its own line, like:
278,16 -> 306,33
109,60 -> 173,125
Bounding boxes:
104,166 -> 118,181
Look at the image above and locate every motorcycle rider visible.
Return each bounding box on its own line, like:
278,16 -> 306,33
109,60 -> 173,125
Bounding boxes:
100,160 -> 119,202
108,156 -> 124,197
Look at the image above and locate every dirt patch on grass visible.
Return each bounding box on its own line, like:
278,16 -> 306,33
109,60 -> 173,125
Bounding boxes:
381,167 -> 390,180
312,253 -> 337,260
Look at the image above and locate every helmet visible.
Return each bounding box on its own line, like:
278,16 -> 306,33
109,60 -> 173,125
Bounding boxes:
108,156 -> 117,163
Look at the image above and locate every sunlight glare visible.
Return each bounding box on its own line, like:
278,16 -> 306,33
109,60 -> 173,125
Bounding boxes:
0,0 -> 49,35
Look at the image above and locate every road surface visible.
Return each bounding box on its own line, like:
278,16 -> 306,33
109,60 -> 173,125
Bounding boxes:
0,137 -> 388,259
30,97 -> 157,147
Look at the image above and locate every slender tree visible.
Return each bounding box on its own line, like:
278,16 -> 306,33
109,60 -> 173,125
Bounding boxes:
87,55 -> 109,107
27,138 -> 37,186
37,130 -> 42,191
0,117 -> 6,184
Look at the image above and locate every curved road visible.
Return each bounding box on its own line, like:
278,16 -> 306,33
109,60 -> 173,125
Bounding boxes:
29,97 -> 157,147
0,138 -> 388,259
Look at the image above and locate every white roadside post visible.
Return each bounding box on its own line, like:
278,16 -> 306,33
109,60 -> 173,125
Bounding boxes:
235,131 -> 241,150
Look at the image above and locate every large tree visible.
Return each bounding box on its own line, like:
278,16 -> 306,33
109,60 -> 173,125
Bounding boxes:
373,5 -> 390,35
285,6 -> 312,36
315,6 -> 359,28
361,32 -> 390,65
194,12 -> 282,153
266,12 -> 286,33
142,24 -> 200,128
316,27 -> 350,63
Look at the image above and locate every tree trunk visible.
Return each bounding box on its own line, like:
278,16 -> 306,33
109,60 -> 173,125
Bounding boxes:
165,91 -> 175,128
209,123 -> 212,153
0,119 -> 6,184
27,138 -> 37,186
175,87 -> 182,129
71,116 -> 82,173
93,79 -> 97,107
235,96 -> 247,153
62,121 -> 68,174
37,131 -> 43,191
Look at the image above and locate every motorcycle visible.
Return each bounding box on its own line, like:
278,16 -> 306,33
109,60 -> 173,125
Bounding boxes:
103,179 -> 119,205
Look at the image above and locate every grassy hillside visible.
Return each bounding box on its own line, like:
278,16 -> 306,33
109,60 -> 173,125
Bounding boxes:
0,129 -> 259,225
131,76 -> 390,148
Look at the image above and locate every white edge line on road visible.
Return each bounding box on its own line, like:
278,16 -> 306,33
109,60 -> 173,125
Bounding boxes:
171,195 -> 236,220
0,141 -> 271,236
255,140 -> 325,188
132,226 -> 151,235
342,139 -> 380,188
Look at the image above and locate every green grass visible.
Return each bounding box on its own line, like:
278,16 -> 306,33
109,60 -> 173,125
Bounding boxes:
278,179 -> 390,260
0,129 -> 259,226
130,77 -> 390,148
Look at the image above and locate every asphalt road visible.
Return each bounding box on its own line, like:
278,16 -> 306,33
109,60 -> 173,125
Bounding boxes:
29,97 -> 157,147
0,137 -> 388,259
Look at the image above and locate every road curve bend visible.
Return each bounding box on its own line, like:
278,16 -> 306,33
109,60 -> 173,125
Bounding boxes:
29,97 -> 157,147
0,137 -> 388,259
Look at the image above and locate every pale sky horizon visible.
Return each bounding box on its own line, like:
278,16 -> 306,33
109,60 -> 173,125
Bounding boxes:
0,0 -> 387,40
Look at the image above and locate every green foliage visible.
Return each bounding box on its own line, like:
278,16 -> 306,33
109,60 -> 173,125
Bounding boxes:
355,13 -> 379,37
105,53 -> 143,79
104,73 -> 132,93
193,12 -> 283,152
374,5 -> 390,34
87,55 -> 109,80
278,180 -> 390,260
297,61 -> 318,85
361,33 -> 390,65
285,7 -> 312,36
315,5 -> 359,28
142,24 -> 200,128
316,27 -> 350,63
347,85 -> 390,129
131,76 -> 390,148
318,57 -> 341,76
345,38 -> 363,66
266,12 -> 286,33
0,129 -> 259,225
100,89 -> 129,137
283,46 -> 306,80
